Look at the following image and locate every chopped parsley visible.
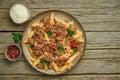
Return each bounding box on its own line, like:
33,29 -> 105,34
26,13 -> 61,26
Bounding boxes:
46,30 -> 52,36
73,47 -> 78,52
40,58 -> 50,66
57,45 -> 64,52
29,43 -> 34,49
67,29 -> 74,37
12,32 -> 22,43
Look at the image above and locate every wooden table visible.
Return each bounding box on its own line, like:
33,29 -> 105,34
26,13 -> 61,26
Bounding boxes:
0,0 -> 120,80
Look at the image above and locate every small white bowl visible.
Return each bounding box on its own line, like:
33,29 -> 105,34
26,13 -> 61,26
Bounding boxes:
9,3 -> 31,24
5,44 -> 22,61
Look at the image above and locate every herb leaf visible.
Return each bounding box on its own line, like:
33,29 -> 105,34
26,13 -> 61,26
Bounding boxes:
73,47 -> 78,52
29,43 -> 34,49
12,33 -> 22,43
67,29 -> 74,37
40,58 -> 50,66
46,30 -> 52,36
57,45 -> 63,52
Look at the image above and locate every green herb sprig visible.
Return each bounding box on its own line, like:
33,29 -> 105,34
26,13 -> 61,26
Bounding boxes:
29,43 -> 34,49
12,32 -> 22,43
46,30 -> 52,36
67,29 -> 74,37
73,47 -> 78,52
40,58 -> 50,66
57,45 -> 64,52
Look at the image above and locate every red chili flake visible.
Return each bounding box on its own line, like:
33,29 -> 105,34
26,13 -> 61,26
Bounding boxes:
7,45 -> 20,59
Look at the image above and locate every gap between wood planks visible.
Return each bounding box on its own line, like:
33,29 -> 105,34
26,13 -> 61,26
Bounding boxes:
1,31 -> 120,32
0,73 -> 120,75
0,74 -> 120,80
1,48 -> 120,60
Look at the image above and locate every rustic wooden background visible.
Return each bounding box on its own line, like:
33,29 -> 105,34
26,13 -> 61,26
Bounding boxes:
0,0 -> 120,80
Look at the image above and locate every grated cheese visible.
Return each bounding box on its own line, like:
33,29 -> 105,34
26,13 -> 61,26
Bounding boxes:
10,3 -> 30,24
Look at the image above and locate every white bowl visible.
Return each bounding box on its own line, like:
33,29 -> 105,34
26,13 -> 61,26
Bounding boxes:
9,3 -> 31,24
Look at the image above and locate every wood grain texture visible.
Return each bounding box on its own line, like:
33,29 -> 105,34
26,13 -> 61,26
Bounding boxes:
0,75 -> 120,80
0,0 -> 120,79
0,59 -> 120,74
0,8 -> 119,31
0,32 -> 120,52
0,18 -> 119,31
0,0 -> 120,9
1,49 -> 120,60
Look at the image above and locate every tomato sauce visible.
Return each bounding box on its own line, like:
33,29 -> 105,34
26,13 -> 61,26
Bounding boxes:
7,45 -> 20,59
70,41 -> 78,48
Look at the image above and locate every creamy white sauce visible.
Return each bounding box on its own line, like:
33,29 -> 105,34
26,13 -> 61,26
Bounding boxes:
10,4 -> 30,24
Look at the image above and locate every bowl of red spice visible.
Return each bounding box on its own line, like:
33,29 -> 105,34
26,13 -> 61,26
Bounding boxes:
5,44 -> 22,61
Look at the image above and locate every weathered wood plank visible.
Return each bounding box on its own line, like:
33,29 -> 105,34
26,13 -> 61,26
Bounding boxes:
86,32 -> 120,49
0,8 -> 119,31
0,19 -> 119,31
0,0 -> 119,79
1,8 -> 120,19
0,0 -> 120,8
83,22 -> 120,32
0,19 -> 27,31
1,49 -> 120,60
0,59 -> 120,74
84,49 -> 120,59
0,32 -> 120,52
0,75 -> 120,80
